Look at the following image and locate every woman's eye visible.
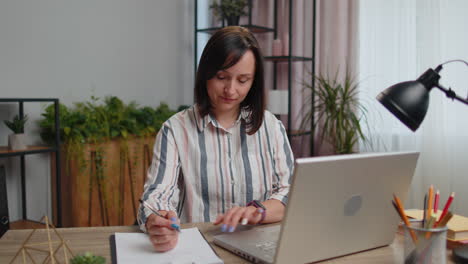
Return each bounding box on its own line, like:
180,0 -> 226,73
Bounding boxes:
217,74 -> 226,80
239,78 -> 250,84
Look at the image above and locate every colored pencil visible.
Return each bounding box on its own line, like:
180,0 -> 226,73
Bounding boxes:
392,200 -> 403,219
434,190 -> 440,214
436,192 -> 455,226
423,193 -> 427,227
425,213 -> 437,238
426,185 -> 434,224
437,211 -> 453,227
393,194 -> 418,243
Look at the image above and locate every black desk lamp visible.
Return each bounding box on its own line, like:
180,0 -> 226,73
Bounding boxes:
376,59 -> 468,131
377,59 -> 468,263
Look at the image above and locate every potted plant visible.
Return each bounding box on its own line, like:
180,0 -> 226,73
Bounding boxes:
39,96 -> 178,227
4,115 -> 28,150
301,70 -> 369,154
210,0 -> 248,26
70,252 -> 105,264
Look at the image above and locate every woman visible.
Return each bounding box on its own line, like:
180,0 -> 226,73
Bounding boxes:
138,26 -> 294,252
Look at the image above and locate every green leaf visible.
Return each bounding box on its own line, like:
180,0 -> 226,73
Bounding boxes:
64,127 -> 71,135
70,252 -> 105,264
300,68 -> 370,154
110,130 -> 119,138
121,130 -> 128,139
39,97 -> 179,145
210,0 -> 247,21
3,115 -> 28,134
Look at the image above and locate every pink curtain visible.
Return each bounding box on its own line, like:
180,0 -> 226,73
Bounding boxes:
313,0 -> 360,155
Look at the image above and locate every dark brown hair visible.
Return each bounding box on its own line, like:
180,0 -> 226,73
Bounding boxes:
194,26 -> 265,135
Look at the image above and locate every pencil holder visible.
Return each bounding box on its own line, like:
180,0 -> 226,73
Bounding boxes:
403,220 -> 448,264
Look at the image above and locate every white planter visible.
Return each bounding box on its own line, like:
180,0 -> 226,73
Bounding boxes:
8,133 -> 27,150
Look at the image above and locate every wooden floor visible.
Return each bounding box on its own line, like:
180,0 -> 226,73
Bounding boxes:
9,220 -> 46,230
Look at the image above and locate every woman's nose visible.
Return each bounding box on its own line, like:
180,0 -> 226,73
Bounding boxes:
224,80 -> 236,95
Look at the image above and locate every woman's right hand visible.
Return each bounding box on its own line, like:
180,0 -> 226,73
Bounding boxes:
145,211 -> 179,252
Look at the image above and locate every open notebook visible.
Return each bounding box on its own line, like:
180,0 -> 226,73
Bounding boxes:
115,228 -> 223,264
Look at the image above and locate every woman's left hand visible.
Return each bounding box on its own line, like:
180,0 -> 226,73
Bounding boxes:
213,206 -> 264,232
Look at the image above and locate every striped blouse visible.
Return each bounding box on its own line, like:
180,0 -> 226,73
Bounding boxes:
138,105 -> 294,231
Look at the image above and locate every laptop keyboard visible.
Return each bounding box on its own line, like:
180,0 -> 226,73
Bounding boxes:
255,241 -> 277,256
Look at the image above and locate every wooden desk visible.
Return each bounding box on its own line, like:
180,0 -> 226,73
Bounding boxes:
0,223 -> 456,263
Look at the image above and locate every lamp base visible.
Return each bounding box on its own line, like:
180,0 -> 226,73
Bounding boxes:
453,246 -> 468,263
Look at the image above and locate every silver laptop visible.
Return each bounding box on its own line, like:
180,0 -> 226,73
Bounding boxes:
213,151 -> 419,263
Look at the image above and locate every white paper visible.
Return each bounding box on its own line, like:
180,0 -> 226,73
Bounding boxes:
115,228 -> 223,264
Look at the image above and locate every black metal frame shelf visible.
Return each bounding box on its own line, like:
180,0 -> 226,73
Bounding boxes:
0,98 -> 62,227
264,56 -> 314,62
197,25 -> 274,34
0,146 -> 58,158
288,130 -> 313,137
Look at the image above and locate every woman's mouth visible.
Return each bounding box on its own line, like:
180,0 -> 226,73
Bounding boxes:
221,97 -> 236,103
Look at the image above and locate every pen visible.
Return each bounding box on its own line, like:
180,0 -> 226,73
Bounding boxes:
393,194 -> 418,243
435,192 -> 455,226
139,199 -> 181,232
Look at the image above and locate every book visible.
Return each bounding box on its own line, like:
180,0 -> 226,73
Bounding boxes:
405,209 -> 468,241
115,227 -> 223,264
447,237 -> 468,249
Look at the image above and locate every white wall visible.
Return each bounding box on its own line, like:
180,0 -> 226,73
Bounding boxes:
0,0 -> 194,222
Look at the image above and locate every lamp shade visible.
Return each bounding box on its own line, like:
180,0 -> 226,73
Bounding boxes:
377,81 -> 430,131
377,68 -> 443,131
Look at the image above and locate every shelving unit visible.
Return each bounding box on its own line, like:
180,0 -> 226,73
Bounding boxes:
194,0 -> 316,154
0,98 -> 62,227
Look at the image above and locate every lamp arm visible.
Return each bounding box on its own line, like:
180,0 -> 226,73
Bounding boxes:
433,59 -> 468,105
435,84 -> 468,105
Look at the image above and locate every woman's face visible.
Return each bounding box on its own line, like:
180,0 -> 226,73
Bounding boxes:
207,50 -> 256,116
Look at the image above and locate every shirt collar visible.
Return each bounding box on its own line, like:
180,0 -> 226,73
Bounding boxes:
194,105 -> 251,132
